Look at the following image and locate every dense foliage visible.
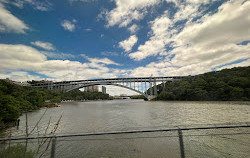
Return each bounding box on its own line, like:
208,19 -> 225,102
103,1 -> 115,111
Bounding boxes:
155,66 -> 250,101
61,90 -> 113,101
0,80 -> 61,122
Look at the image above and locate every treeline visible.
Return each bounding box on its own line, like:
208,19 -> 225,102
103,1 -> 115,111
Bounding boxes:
0,80 -> 61,123
155,66 -> 250,101
61,90 -> 113,101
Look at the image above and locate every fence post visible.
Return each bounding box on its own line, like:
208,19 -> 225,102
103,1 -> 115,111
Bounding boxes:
51,137 -> 56,158
178,129 -> 185,158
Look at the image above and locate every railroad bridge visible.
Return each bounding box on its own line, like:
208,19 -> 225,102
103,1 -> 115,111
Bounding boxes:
31,76 -> 185,100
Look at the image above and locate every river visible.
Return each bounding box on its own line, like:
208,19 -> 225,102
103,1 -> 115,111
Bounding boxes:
3,100 -> 250,157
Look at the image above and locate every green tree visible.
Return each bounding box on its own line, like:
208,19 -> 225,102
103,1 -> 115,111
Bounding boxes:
0,95 -> 21,122
229,87 -> 244,100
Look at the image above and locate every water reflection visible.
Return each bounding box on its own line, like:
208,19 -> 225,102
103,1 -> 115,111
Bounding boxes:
9,100 -> 250,136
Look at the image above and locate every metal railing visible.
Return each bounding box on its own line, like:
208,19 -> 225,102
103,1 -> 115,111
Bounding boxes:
1,123 -> 250,158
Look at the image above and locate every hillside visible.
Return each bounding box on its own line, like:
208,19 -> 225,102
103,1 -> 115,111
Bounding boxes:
155,66 -> 250,101
0,80 -> 61,123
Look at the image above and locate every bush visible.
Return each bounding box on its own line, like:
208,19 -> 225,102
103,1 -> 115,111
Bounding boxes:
0,95 -> 21,122
0,144 -> 35,158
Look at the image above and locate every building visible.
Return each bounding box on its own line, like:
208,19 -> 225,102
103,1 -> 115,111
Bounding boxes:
84,85 -> 99,92
28,80 -> 53,84
102,86 -> 106,94
4,78 -> 31,87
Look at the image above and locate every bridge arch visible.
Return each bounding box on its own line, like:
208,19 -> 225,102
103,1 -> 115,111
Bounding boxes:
65,82 -> 148,99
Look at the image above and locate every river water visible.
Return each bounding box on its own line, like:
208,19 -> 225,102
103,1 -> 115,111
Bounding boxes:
3,100 -> 250,157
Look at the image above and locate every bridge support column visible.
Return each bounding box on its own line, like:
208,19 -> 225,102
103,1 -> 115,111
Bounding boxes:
154,78 -> 157,95
49,83 -> 54,90
141,82 -> 143,92
162,81 -> 165,88
149,82 -> 153,95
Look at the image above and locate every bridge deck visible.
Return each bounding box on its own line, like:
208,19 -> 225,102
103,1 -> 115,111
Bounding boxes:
31,76 -> 187,86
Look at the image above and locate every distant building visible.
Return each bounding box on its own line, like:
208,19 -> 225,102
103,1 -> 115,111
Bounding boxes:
102,86 -> 106,94
4,78 -> 31,87
84,85 -> 99,92
28,80 -> 53,84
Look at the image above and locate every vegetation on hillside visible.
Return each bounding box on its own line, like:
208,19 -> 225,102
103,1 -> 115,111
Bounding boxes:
155,66 -> 250,101
0,80 -> 112,124
130,95 -> 145,99
61,89 -> 113,101
0,80 -> 61,123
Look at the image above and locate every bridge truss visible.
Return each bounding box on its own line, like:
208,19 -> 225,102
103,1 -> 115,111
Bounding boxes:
31,76 -> 185,100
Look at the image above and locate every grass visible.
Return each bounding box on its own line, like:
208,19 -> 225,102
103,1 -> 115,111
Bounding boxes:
0,144 -> 35,158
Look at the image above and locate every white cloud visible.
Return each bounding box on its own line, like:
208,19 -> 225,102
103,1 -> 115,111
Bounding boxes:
81,54 -> 120,66
129,11 -> 172,60
61,20 -> 76,32
102,0 -> 160,27
101,51 -> 119,57
129,0 -> 250,76
84,28 -> 92,32
128,24 -> 139,34
129,0 -> 238,61
119,35 -> 138,52
173,3 -> 200,23
0,3 -> 29,33
0,44 -> 123,82
4,0 -> 52,11
0,44 -> 46,72
41,51 -> 75,59
34,4 -> 50,11
31,41 -> 56,51
170,0 -> 250,67
0,71 -> 42,82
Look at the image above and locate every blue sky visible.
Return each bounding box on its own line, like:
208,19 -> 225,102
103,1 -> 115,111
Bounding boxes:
0,0 -> 249,95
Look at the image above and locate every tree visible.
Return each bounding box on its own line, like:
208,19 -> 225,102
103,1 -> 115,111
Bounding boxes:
0,95 -> 21,122
229,87 -> 244,100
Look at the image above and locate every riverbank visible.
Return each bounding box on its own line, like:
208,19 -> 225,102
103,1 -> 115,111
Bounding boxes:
0,121 -> 17,133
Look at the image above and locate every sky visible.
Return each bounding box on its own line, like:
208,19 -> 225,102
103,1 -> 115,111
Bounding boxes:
0,0 -> 249,95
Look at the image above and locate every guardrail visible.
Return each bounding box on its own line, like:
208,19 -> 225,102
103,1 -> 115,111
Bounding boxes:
1,123 -> 250,158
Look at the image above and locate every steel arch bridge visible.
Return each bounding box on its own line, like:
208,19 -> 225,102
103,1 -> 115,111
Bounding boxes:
31,76 -> 185,100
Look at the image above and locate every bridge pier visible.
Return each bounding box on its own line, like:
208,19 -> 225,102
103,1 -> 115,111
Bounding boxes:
154,78 -> 157,95
149,82 -> 152,95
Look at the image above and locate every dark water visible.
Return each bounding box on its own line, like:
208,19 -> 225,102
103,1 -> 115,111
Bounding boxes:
3,100 -> 250,157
